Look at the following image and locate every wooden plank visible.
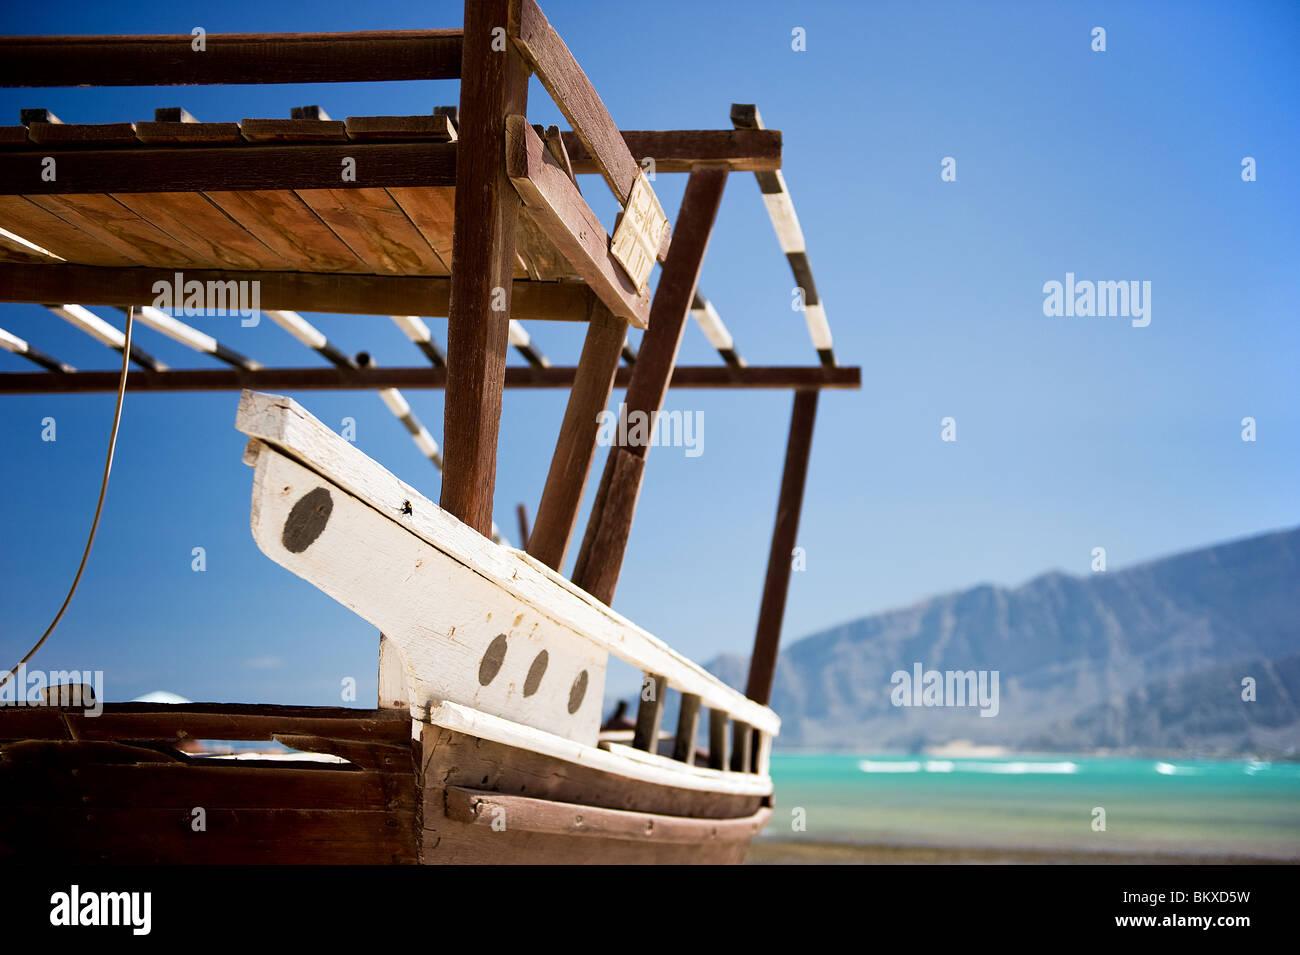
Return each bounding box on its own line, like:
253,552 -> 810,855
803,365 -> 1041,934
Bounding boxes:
730,719 -> 752,773
243,440 -> 609,743
236,391 -> 781,735
133,121 -> 241,144
632,673 -> 668,751
425,700 -> 772,797
0,364 -> 863,394
387,185 -> 455,274
443,786 -> 770,844
205,190 -> 364,272
345,114 -> 456,141
572,166 -> 728,603
506,115 -> 651,328
674,692 -> 701,764
0,142 -> 457,194
563,128 -> 782,175
746,389 -> 819,705
513,0 -> 640,204
26,122 -> 136,145
28,193 -> 209,267
527,303 -> 626,569
240,118 -> 348,142
112,191 -> 292,270
0,30 -> 463,86
0,195 -> 140,266
0,227 -> 61,263
296,188 -> 445,275
0,702 -> 410,743
440,0 -> 529,537
0,263 -> 595,319
0,126 -> 28,147
708,708 -> 729,771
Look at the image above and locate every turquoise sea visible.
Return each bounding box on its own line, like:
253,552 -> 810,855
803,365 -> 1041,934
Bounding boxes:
762,754 -> 1300,859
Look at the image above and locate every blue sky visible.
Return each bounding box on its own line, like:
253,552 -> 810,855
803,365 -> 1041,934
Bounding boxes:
1,0 -> 1296,706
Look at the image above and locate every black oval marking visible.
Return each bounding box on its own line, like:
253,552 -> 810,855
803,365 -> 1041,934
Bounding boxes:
478,634 -> 508,686
523,650 -> 548,697
567,669 -> 588,714
282,487 -> 333,553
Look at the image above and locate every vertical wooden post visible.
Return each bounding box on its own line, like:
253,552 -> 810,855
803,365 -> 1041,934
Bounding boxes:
527,301 -> 627,569
440,0 -> 528,535
745,389 -> 819,705
707,707 -> 729,771
515,502 -> 530,549
632,672 -> 667,752
673,692 -> 701,765
730,719 -> 753,773
572,165 -> 729,604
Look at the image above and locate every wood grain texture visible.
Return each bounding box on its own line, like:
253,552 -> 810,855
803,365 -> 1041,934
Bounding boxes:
26,122 -> 136,145
112,191 -> 290,270
563,128 -> 782,174
28,193 -> 209,267
505,116 -> 651,327
0,30 -> 464,86
440,0 -> 528,536
345,114 -> 457,141
527,304 -> 626,569
240,119 -> 347,142
0,196 -> 137,266
236,391 -> 779,735
296,187 -> 445,275
133,121 -> 242,144
746,390 -> 819,705
204,190 -> 364,272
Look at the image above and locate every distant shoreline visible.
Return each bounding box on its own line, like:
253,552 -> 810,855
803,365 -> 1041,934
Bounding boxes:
746,839 -> 1293,865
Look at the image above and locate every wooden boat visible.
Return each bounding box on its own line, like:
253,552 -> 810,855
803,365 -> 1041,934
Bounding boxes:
0,0 -> 859,864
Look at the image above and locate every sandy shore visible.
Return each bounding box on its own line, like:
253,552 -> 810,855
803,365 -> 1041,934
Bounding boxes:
745,839 -> 1289,865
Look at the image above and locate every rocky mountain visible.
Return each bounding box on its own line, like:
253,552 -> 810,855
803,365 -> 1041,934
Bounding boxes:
706,527 -> 1300,757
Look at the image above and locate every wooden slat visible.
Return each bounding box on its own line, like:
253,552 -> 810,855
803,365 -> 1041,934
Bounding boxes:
572,166 -> 729,603
0,126 -> 28,147
527,303 -> 626,569
0,196 -> 139,267
0,30 -> 463,86
443,786 -> 770,844
0,142 -> 457,195
746,390 -> 819,705
387,185 -> 456,274
26,122 -> 136,145
0,364 -> 863,394
0,263 -> 596,320
345,114 -> 456,141
674,692 -> 701,764
563,128 -> 782,175
440,0 -> 529,537
506,116 -> 651,328
513,0 -> 640,204
240,118 -> 348,142
28,193 -> 209,267
730,719 -> 753,773
708,708 -> 729,771
133,121 -> 242,144
0,227 -> 61,263
632,673 -> 668,751
296,188 -> 445,275
112,191 -> 291,271
205,190 -> 364,272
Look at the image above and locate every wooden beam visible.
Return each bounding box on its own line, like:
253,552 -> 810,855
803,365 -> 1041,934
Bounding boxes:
527,303 -> 627,570
0,142 -> 456,194
673,692 -> 701,765
0,366 -> 862,395
0,30 -> 463,87
707,708 -> 729,771
571,166 -> 728,605
512,0 -> 640,204
745,389 -> 819,705
730,719 -> 753,773
506,116 -> 651,328
0,263 -> 592,320
563,128 -> 782,175
440,0 -> 528,536
632,673 -> 668,752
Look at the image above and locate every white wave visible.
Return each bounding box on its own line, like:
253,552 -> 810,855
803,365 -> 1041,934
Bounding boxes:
858,760 -> 923,773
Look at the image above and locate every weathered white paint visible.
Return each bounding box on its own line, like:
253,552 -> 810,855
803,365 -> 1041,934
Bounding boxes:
247,441 -> 607,742
236,391 -> 779,737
